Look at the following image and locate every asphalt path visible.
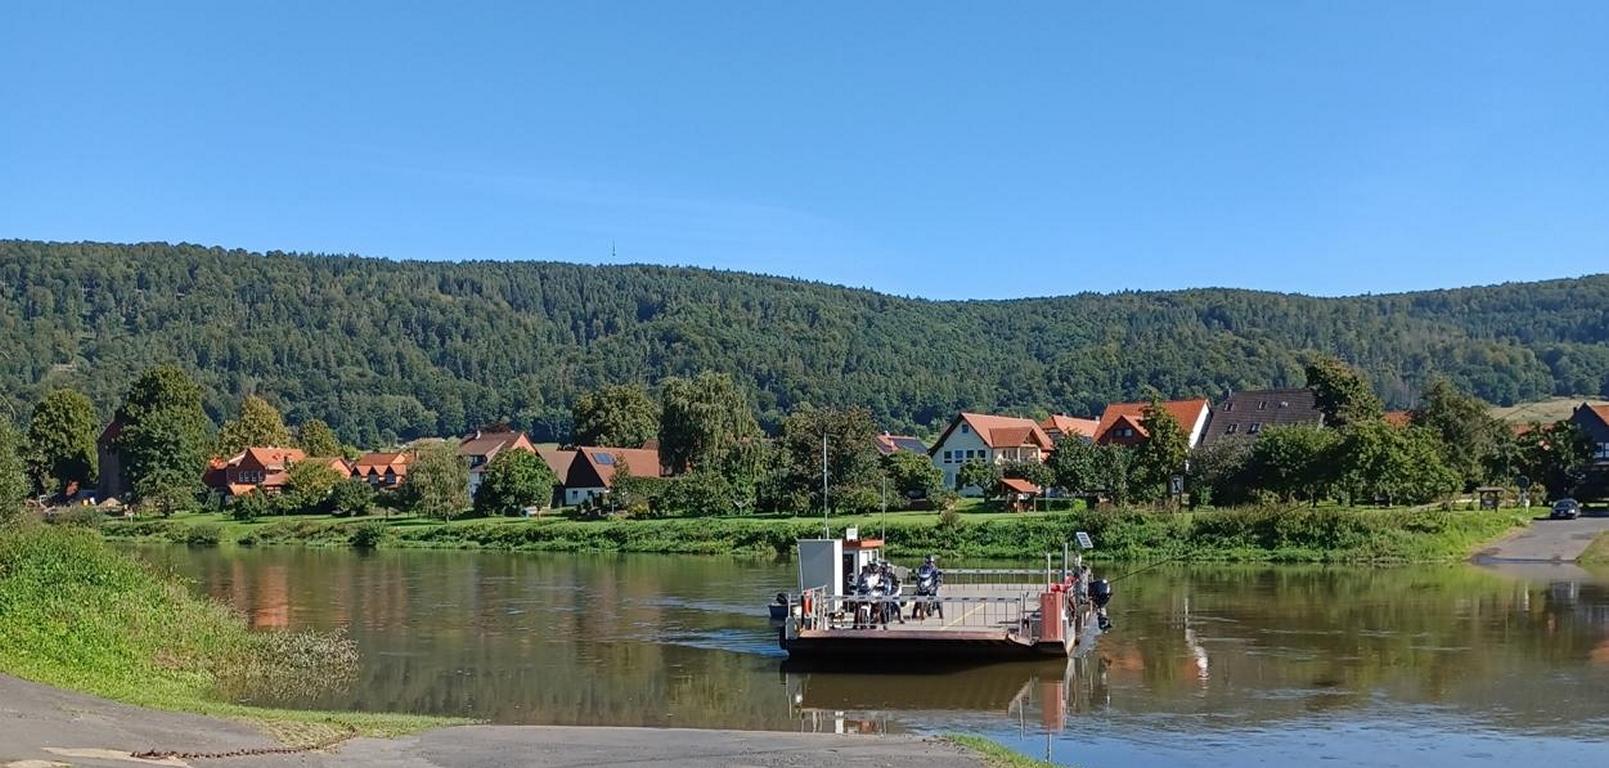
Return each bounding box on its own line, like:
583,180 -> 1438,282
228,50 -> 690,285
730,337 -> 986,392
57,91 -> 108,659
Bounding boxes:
0,675 -> 986,768
1474,509 -> 1609,562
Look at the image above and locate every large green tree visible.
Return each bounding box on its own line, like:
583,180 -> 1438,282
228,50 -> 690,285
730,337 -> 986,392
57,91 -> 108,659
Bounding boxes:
296,419 -> 343,458
218,395 -> 291,455
284,460 -> 344,514
0,422 -> 28,520
399,442 -> 469,520
1305,356 -> 1385,429
883,450 -> 944,501
1046,438 -> 1099,493
658,372 -> 761,475
1131,399 -> 1190,501
24,388 -> 98,496
1242,424 -> 1341,505
114,365 -> 213,512
473,449 -> 558,516
1335,422 -> 1458,505
956,459 -> 1002,497
778,405 -> 885,514
1410,378 -> 1506,488
571,384 -> 659,448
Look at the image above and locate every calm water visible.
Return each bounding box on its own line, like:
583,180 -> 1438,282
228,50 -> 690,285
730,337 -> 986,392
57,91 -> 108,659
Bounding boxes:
132,546 -> 1609,767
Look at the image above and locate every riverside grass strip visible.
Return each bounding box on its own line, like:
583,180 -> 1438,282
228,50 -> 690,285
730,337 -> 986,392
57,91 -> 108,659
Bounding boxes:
99,506 -> 1530,563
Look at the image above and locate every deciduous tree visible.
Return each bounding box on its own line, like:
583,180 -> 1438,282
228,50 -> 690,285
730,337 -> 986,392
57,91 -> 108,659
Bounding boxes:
1131,399 -> 1190,501
399,442 -> 468,520
24,389 -> 98,496
1305,356 -> 1384,429
883,450 -> 944,501
296,419 -> 342,458
778,405 -> 884,513
115,365 -> 213,513
218,395 -> 291,456
658,372 -> 760,475
1242,424 -> 1341,505
1410,378 -> 1506,488
473,449 -> 557,516
0,423 -> 28,520
571,384 -> 659,448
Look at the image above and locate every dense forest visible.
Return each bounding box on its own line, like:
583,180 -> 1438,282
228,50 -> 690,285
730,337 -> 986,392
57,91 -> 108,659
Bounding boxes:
3,240 -> 1607,447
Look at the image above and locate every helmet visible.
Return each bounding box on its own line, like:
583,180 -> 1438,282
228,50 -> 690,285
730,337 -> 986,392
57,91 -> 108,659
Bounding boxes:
925,555 -> 936,564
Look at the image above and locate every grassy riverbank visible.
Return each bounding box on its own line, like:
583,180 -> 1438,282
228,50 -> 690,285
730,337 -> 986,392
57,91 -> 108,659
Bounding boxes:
98,505 -> 1531,563
0,521 -> 464,741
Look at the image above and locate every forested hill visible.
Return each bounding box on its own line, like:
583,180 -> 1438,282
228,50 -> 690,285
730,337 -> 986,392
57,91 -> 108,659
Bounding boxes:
3,239 -> 1608,446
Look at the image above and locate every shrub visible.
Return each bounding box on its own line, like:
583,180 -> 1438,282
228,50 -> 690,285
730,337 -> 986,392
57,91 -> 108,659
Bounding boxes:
348,521 -> 388,550
184,523 -> 223,548
49,505 -> 104,529
236,531 -> 259,547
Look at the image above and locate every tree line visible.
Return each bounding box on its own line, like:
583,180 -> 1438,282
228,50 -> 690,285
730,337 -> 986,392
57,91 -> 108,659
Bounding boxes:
4,240 -> 1608,450
1,355 -> 1598,525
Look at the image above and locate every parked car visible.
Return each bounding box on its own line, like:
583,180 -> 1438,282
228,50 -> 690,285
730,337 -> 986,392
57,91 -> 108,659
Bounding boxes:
1550,498 -> 1582,520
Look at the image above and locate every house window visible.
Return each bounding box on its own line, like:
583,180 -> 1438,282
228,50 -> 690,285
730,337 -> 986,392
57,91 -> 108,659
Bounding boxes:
1258,401 -> 1268,410
1118,428 -> 1134,438
1596,442 -> 1609,459
943,450 -> 953,463
960,424 -> 970,434
1248,423 -> 1262,435
1224,402 -> 1234,412
1225,424 -> 1238,435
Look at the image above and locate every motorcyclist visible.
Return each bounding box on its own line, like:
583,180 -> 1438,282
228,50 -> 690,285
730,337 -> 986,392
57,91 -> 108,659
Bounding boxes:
913,555 -> 943,620
878,561 -> 905,626
852,563 -> 877,628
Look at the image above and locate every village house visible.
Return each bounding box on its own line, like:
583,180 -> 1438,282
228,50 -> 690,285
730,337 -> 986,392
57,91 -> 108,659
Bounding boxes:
1038,414 -> 1100,443
873,432 -> 929,456
203,447 -> 306,496
95,418 -> 126,501
539,445 -> 665,507
927,412 -> 1055,496
1198,388 -> 1324,445
1093,399 -> 1212,449
1570,403 -> 1609,465
351,451 -> 412,489
458,427 -> 535,498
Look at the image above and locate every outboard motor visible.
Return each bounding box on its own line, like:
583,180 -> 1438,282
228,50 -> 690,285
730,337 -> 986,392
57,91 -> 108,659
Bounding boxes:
1089,579 -> 1112,608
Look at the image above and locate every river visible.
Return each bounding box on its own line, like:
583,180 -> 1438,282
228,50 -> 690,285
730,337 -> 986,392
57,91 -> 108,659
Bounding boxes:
130,545 -> 1609,767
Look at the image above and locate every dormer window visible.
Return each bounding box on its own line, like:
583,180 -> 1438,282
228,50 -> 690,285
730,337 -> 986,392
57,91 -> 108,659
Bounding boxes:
1248,423 -> 1262,435
1258,401 -> 1268,410
1225,424 -> 1238,435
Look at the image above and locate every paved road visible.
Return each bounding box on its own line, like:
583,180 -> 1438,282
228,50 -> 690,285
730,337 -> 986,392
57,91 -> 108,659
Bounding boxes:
0,676 -> 986,768
1474,511 -> 1609,562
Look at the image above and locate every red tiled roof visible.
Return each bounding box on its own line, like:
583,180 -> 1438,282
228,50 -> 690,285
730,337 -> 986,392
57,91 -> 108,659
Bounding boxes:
1590,404 -> 1609,425
1095,399 -> 1209,442
458,430 -> 532,459
1039,415 -> 1099,440
873,433 -> 929,455
353,451 -> 411,474
239,446 -> 305,472
935,413 -> 1054,451
537,447 -> 577,481
578,446 -> 664,487
1000,477 -> 1042,495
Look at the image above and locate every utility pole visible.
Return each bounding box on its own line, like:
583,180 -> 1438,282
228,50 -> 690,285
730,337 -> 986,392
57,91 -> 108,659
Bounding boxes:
821,433 -> 830,538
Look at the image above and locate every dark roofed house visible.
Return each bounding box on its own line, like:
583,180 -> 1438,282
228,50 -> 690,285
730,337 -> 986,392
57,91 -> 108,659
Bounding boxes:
96,417 -> 127,501
1200,388 -> 1324,446
539,445 -> 664,507
1570,403 -> 1609,465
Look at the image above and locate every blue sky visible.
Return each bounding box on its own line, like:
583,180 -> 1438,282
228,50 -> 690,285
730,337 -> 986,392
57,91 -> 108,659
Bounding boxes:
2,1 -> 1606,299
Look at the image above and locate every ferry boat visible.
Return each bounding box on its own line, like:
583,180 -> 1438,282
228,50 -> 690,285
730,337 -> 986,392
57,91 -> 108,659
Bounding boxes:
776,530 -> 1110,660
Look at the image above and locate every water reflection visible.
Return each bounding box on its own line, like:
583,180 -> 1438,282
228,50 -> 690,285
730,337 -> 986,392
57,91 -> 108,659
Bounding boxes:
131,546 -> 1609,766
